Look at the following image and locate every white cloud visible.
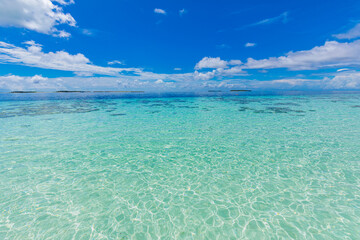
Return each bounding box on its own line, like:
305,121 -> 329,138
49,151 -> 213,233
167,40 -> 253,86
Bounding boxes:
0,0 -> 76,37
154,8 -> 166,15
52,0 -> 74,5
0,40 -> 142,76
174,68 -> 182,71
257,78 -> 321,88
193,57 -> 245,80
0,74 -> 64,91
257,11 -> 288,25
155,79 -> 164,84
194,70 -> 216,80
219,66 -> 246,76
196,40 -> 360,74
3,69 -> 360,91
22,40 -> 42,47
244,40 -> 360,70
240,12 -> 288,29
5,37 -> 360,91
0,41 -> 222,85
324,70 -> 360,89
107,60 -> 124,65
334,23 -> 360,40
228,60 -> 242,65
81,29 -> 94,36
195,57 -> 228,70
195,57 -> 242,70
200,78 -> 317,90
56,30 -> 71,38
235,71 -> 360,90
245,42 -> 256,47
0,74 -> 192,91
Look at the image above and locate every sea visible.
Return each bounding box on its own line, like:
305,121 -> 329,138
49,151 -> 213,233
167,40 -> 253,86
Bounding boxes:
0,91 -> 359,239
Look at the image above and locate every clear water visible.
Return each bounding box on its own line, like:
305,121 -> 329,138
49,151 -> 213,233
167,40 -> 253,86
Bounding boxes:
0,92 -> 360,239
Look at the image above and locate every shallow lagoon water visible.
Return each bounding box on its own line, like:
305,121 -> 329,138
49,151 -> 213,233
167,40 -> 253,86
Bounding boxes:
0,92 -> 360,239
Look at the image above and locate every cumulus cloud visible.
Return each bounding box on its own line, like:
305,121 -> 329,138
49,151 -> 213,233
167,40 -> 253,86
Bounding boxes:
195,57 -> 229,70
0,0 -> 76,37
0,74 -> 64,91
0,74 -> 190,91
218,66 -> 246,76
196,40 -> 360,73
4,37 -> 360,91
259,71 -> 360,90
235,71 -> 360,90
245,42 -> 256,47
334,23 -> 360,40
324,70 -> 360,89
243,40 -> 360,70
155,79 -> 164,84
195,57 -> 243,70
193,57 -> 246,80
3,69 -> 360,91
0,40 -> 142,76
0,40 -> 211,85
193,39 -> 360,87
194,70 -> 216,80
154,8 -> 166,15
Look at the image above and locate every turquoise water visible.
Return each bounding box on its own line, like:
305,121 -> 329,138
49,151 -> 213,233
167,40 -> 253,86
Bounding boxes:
0,93 -> 360,239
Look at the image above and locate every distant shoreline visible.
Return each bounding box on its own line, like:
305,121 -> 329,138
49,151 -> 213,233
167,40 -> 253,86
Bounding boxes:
5,90 -> 251,94
8,90 -> 146,94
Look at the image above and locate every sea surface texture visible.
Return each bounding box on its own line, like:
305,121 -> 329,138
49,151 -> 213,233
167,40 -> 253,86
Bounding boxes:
0,92 -> 360,239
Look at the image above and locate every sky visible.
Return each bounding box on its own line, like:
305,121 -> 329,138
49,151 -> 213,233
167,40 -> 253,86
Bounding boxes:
1,0 -> 360,91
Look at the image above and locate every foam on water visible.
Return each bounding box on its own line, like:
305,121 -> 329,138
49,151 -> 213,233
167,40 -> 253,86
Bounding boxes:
0,93 -> 360,239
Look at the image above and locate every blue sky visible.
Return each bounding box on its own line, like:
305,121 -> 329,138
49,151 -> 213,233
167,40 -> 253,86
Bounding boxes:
1,0 -> 360,91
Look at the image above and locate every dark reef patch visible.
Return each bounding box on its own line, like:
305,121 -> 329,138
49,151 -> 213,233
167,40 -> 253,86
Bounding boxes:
237,106 -> 308,115
0,102 -> 105,118
266,107 -> 306,114
274,102 -> 301,106
110,113 -> 126,116
238,107 -> 254,112
146,110 -> 161,114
